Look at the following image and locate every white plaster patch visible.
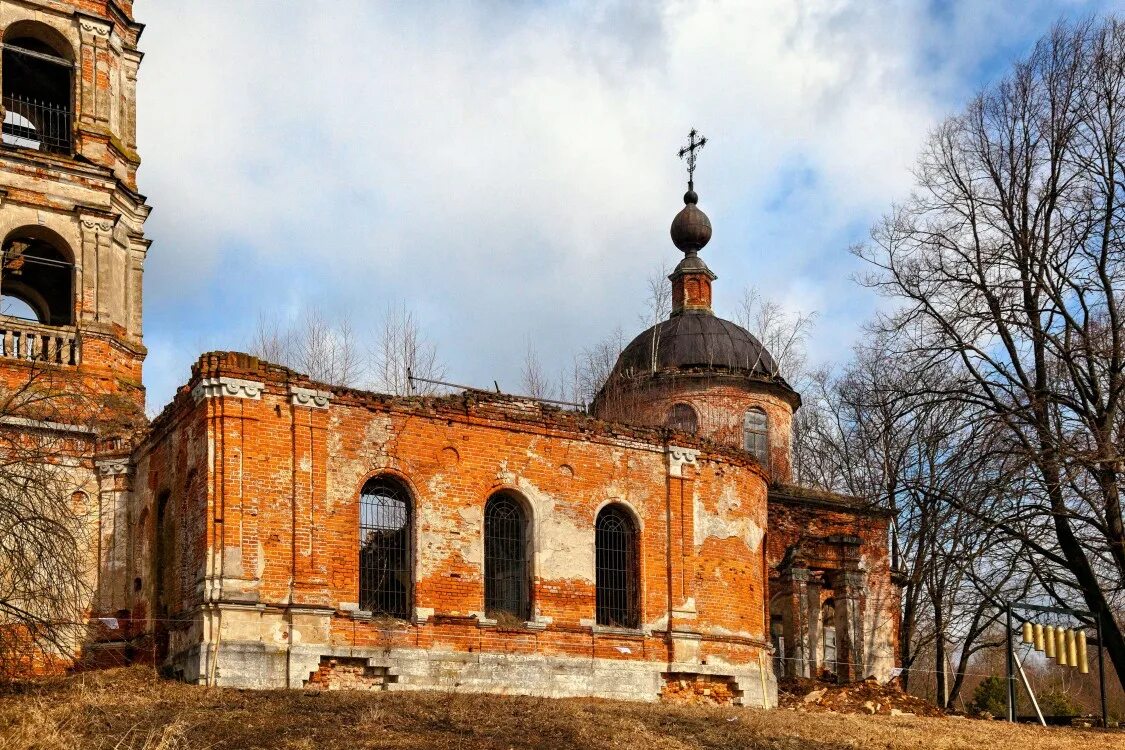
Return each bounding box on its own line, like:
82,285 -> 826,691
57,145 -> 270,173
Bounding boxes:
693,483 -> 765,552
513,474 -> 595,583
223,545 -> 245,577
417,489 -> 483,581
326,413 -> 397,513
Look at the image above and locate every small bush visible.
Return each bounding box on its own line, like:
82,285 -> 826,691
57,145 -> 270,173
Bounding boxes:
1037,689 -> 1081,717
971,676 -> 1008,717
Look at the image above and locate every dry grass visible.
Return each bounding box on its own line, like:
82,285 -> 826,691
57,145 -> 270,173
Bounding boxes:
0,666 -> 1122,750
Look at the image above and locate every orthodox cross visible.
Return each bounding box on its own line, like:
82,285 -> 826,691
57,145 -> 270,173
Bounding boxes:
678,128 -> 707,190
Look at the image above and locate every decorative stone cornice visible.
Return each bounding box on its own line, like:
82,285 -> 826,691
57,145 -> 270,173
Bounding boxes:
192,377 -> 264,402
76,13 -> 113,38
76,209 -> 117,234
96,458 -> 130,476
666,445 -> 699,478
289,385 -> 330,409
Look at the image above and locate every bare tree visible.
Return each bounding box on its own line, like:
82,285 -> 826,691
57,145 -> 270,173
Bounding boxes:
856,18 -> 1125,688
249,308 -> 364,387
520,341 -> 554,400
373,303 -> 446,396
733,286 -> 818,482
574,326 -> 626,407
642,261 -> 673,373
734,286 -> 817,387
249,312 -> 290,368
0,370 -> 97,677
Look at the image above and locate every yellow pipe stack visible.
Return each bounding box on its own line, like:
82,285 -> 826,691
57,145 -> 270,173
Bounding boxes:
1056,628 -> 1069,666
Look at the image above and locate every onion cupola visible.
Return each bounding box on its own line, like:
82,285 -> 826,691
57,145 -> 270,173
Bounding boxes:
591,131 -> 800,480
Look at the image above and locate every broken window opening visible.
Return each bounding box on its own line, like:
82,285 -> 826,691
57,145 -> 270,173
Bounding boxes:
484,492 -> 530,621
359,476 -> 412,619
595,503 -> 639,628
665,402 -> 698,434
2,24 -> 74,155
743,408 -> 768,466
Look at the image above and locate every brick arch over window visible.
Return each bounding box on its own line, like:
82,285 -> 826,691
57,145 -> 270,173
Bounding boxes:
743,407 -> 769,467
484,491 -> 531,620
1,225 -> 74,326
2,21 -> 74,155
359,475 -> 412,618
595,503 -> 640,628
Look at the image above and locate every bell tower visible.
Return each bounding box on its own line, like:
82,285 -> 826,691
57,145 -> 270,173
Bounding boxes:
0,0 -> 149,424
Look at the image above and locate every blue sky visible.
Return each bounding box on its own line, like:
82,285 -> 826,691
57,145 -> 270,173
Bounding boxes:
134,0 -> 1117,410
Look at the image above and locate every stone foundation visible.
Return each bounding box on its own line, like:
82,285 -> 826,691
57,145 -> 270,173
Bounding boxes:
167,634 -> 776,707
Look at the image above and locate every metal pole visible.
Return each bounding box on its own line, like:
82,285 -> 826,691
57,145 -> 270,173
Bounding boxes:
1006,604 -> 1015,723
1097,610 -> 1108,728
1014,648 -> 1046,727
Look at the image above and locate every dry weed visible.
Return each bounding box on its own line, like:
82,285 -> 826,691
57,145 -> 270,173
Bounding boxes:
1,667 -> 1122,750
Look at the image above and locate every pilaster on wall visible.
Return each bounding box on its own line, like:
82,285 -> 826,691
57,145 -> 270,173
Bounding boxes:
76,209 -> 115,323
780,566 -> 809,678
95,456 -> 132,614
76,14 -> 113,128
805,576 -> 823,676
833,570 -> 866,682
666,445 -> 699,662
194,377 -> 263,606
288,385 -> 331,607
121,50 -> 141,150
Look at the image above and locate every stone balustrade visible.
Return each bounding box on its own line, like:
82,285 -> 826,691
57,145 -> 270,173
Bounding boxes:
0,319 -> 79,366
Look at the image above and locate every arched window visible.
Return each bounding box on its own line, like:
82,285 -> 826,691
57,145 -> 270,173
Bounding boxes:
153,491 -> 175,617
359,476 -> 412,618
2,22 -> 74,154
595,504 -> 640,628
1,227 -> 74,327
665,402 -> 698,434
484,492 -> 531,620
743,408 -> 769,466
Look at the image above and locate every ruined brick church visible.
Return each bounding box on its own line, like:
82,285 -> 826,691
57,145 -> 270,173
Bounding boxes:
0,0 -> 900,706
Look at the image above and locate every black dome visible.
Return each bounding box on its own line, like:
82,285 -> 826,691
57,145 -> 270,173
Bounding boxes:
609,311 -> 784,381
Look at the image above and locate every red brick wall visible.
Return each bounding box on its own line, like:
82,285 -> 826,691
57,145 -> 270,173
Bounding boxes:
595,374 -> 796,483
131,353 -> 775,671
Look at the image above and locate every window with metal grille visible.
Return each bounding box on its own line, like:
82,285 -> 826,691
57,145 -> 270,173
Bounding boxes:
359,476 -> 412,618
743,408 -> 769,466
484,492 -> 530,620
595,504 -> 640,628
665,402 -> 698,434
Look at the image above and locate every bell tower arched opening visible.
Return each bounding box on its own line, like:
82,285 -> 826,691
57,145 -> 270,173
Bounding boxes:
1,226 -> 74,326
2,21 -> 74,155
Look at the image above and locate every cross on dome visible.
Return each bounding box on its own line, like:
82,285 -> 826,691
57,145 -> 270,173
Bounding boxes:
677,128 -> 707,191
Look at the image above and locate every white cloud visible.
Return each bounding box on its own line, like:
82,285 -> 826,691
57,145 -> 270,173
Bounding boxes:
135,0 -> 1099,408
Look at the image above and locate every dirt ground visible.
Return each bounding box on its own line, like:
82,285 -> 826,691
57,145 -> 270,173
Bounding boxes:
1,667 -> 1123,750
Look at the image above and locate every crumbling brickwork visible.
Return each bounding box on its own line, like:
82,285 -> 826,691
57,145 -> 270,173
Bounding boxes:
105,352 -> 775,703
595,374 -> 796,482
766,486 -> 901,683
